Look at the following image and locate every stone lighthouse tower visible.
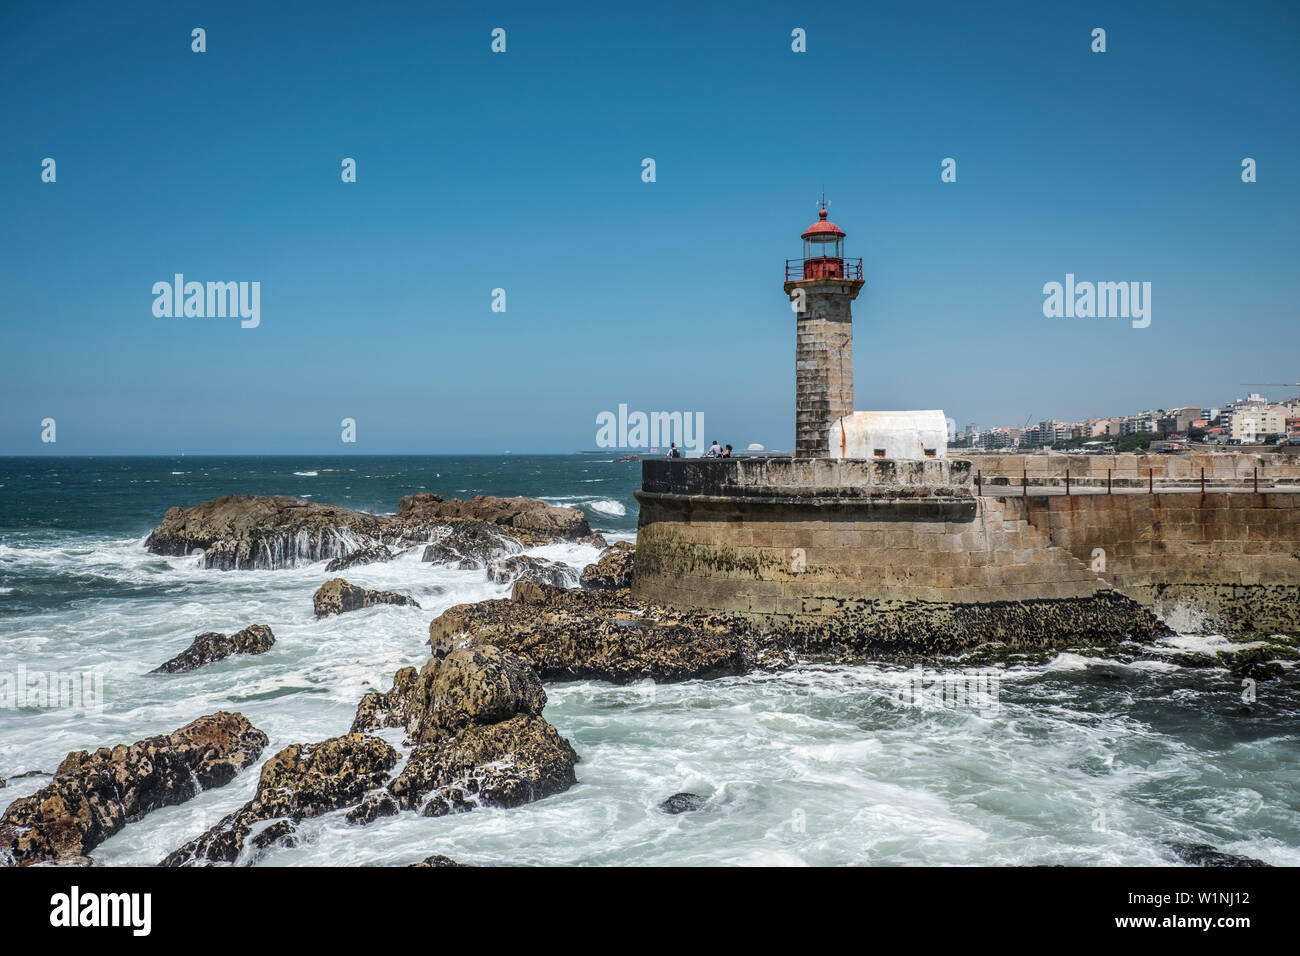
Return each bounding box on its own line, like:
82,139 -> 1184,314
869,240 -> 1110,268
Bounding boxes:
783,203 -> 865,458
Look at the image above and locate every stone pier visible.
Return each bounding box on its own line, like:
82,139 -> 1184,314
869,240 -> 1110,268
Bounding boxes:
632,455 -> 1300,655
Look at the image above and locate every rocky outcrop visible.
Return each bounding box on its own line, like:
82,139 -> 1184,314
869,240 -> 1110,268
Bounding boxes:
659,792 -> 708,814
487,555 -> 579,588
411,854 -> 469,867
313,578 -> 419,617
162,644 -> 579,864
162,734 -> 401,866
429,581 -> 782,683
145,494 -> 594,570
325,545 -> 394,573
397,493 -> 591,542
421,520 -> 519,569
0,713 -> 267,867
152,624 -> 276,673
389,715 -> 578,816
352,645 -> 578,819
144,495 -> 392,570
580,542 -> 634,590
352,646 -> 547,743
1168,842 -> 1271,867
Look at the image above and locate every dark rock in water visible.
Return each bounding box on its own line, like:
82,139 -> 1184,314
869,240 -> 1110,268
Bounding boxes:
0,712 -> 268,867
421,520 -> 518,569
346,791 -> 400,825
162,733 -> 400,866
1169,842 -> 1271,867
397,493 -> 591,542
411,854 -> 469,867
580,541 -> 634,591
1170,652 -> 1217,668
325,545 -> 394,573
351,646 -> 547,744
351,666 -> 424,736
428,581 -> 780,684
250,820 -> 298,851
1218,646 -> 1291,682
353,645 -> 579,820
145,495 -> 394,570
615,454 -> 640,462
389,714 -> 579,816
152,624 -> 276,673
487,554 -> 579,588
0,776 -> 5,789
313,577 -> 419,617
659,792 -> 708,814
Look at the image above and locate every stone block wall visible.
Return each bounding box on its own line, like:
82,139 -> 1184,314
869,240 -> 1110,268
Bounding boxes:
786,278 -> 862,458
1006,492 -> 1300,634
964,452 -> 1300,486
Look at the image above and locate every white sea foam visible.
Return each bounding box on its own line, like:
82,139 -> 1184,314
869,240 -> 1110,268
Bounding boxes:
293,471 -> 319,477
2,528 -> 1297,867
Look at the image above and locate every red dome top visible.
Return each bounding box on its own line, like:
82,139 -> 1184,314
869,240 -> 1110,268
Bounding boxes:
802,207 -> 845,239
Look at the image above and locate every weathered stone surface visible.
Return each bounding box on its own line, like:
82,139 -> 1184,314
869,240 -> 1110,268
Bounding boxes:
162,734 -> 400,866
580,542 -> 634,590
767,591 -> 1173,661
398,493 -> 591,541
351,666 -> 423,736
488,554 -> 579,588
1218,645 -> 1293,681
411,854 -> 469,867
1168,842 -> 1271,867
145,494 -> 593,570
313,577 -> 419,617
0,713 -> 267,867
325,544 -> 394,573
659,792 -> 708,814
351,643 -> 578,823
430,582 -> 776,683
251,820 -> 298,851
346,791 -> 399,824
423,647 -> 547,738
421,520 -> 519,569
145,495 -> 392,570
152,624 -> 276,673
350,647 -> 546,744
388,715 -> 578,815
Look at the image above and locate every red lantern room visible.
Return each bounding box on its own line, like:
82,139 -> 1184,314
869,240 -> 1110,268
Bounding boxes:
786,202 -> 863,281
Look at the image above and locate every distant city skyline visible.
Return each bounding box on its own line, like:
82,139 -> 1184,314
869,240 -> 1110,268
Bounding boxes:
2,0 -> 1298,455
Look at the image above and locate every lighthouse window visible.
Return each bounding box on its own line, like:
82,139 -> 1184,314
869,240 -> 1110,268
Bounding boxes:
873,449 -> 886,459
924,449 -> 937,458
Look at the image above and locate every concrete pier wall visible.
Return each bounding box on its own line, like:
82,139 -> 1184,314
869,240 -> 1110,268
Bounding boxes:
633,456 -> 1300,646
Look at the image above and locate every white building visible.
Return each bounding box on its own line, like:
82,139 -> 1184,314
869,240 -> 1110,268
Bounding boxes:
832,410 -> 949,459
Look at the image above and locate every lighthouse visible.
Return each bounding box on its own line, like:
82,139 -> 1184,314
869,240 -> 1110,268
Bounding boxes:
784,203 -> 865,458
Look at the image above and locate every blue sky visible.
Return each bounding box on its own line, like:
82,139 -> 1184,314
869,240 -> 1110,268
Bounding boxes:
1,0 -> 1297,454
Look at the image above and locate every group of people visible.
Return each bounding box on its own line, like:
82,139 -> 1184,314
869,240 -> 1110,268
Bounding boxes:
665,440 -> 732,458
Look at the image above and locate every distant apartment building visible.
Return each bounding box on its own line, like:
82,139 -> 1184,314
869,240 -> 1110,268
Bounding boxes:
1121,411 -> 1162,436
1158,406 -> 1201,435
978,427 -> 1018,449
